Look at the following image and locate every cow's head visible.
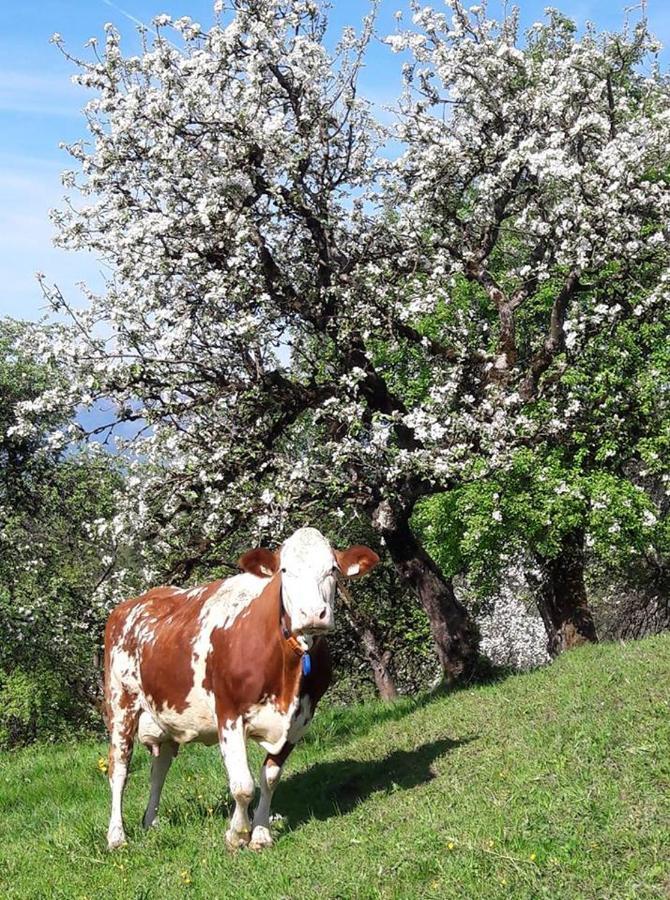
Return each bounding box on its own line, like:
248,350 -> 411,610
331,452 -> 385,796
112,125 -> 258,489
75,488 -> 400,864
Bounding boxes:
238,526 -> 379,636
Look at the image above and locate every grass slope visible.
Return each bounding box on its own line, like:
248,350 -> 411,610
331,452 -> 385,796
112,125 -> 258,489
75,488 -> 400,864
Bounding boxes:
1,635 -> 669,900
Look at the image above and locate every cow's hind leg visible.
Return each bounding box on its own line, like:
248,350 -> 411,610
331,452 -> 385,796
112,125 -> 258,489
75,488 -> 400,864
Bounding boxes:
142,740 -> 178,829
250,743 -> 294,851
107,693 -> 139,850
220,718 -> 254,850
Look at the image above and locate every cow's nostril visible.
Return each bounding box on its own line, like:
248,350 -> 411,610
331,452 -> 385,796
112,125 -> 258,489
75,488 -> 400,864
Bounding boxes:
319,608 -> 327,620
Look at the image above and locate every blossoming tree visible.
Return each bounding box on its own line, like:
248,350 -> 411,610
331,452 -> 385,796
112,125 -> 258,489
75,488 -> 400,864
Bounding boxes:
27,0 -> 669,679
386,1 -> 670,650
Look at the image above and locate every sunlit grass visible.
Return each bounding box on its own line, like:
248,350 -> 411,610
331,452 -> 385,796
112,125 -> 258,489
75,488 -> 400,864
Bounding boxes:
0,635 -> 668,899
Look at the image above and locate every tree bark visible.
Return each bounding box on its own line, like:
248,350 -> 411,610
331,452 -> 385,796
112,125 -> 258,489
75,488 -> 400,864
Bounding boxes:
337,582 -> 398,700
358,626 -> 398,700
531,529 -> 598,657
372,501 -> 480,684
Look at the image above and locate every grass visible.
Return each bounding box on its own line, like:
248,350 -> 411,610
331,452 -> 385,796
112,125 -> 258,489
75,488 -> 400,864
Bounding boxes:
1,635 -> 669,900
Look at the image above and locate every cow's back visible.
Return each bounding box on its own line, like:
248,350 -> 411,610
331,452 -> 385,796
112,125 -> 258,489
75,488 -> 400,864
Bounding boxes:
104,584 -> 216,728
104,574 -> 271,743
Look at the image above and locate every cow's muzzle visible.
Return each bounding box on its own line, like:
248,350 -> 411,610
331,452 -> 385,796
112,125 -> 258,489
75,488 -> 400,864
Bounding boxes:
296,609 -> 334,635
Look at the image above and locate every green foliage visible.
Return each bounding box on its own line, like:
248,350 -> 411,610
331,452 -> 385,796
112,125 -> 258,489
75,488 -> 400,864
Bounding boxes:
411,248 -> 670,615
0,666 -> 95,749
0,453 -> 120,687
370,275 -> 497,409
0,636 -> 667,898
0,319 -> 121,745
414,445 -> 665,599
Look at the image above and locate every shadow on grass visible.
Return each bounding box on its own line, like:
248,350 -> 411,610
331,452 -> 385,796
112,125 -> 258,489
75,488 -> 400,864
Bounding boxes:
274,735 -> 476,828
161,736 -> 475,832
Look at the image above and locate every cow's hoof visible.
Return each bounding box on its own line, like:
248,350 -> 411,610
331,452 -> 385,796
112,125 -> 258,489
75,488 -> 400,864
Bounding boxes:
142,814 -> 160,830
225,828 -> 251,851
249,826 -> 273,851
107,826 -> 127,851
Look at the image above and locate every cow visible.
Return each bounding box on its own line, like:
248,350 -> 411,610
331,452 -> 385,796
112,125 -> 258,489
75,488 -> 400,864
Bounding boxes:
103,526 -> 379,851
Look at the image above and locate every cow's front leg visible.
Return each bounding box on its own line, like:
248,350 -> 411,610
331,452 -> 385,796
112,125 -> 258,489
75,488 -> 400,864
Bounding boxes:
220,718 -> 254,850
250,742 -> 295,851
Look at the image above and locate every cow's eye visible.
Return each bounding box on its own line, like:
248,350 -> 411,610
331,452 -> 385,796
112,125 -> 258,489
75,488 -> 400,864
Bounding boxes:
281,567 -> 287,574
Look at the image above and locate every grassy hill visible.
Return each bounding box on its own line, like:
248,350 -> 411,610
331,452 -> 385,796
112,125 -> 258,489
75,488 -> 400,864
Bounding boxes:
1,635 -> 668,899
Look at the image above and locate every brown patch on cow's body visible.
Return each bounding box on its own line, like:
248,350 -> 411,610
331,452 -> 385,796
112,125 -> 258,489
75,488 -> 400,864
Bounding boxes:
138,585 -> 221,715
105,582 -> 224,720
204,575 -> 331,733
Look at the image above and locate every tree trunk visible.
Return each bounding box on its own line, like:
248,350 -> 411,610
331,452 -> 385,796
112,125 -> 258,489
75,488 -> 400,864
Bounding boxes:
531,529 -> 598,657
372,501 -> 480,684
359,626 -> 398,700
337,582 -> 398,700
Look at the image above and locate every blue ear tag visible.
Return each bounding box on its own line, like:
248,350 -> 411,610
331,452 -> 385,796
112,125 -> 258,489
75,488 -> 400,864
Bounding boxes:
302,653 -> 312,676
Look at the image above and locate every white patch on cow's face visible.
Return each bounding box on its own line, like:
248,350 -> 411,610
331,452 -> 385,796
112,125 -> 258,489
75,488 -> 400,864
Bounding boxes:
279,527 -> 337,635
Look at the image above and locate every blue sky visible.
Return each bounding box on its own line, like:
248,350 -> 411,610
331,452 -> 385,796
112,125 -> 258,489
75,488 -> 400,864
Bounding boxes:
1,0 -> 668,323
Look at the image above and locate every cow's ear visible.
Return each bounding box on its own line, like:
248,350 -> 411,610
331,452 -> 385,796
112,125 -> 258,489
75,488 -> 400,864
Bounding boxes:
334,545 -> 380,579
237,548 -> 280,578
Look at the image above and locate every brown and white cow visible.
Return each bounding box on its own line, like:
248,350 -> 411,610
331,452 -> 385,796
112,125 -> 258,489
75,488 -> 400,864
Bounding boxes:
103,526 -> 379,851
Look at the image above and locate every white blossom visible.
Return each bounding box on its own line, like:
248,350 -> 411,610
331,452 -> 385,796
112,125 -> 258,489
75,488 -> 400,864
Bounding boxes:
21,0 -> 670,607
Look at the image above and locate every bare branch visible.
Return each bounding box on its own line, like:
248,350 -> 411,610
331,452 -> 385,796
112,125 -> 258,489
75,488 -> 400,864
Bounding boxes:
519,271 -> 580,400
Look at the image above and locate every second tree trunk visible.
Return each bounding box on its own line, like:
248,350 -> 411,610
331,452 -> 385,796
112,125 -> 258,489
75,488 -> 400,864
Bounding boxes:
532,529 -> 598,656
